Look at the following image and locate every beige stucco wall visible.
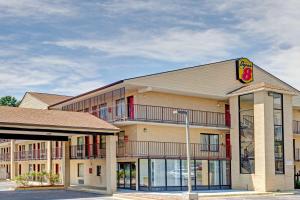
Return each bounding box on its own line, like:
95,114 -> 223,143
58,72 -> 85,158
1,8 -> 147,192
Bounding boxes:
134,91 -> 227,113
230,92 -> 294,192
19,93 -> 49,109
70,159 -> 106,188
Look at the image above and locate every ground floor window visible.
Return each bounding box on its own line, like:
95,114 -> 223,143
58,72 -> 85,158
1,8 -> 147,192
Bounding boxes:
138,158 -> 231,191
78,163 -> 84,178
117,162 -> 136,190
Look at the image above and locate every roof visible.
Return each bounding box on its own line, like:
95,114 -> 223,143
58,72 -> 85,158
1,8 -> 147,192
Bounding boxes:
27,92 -> 72,106
227,82 -> 297,96
0,106 -> 119,132
49,58 -> 300,107
49,80 -> 123,108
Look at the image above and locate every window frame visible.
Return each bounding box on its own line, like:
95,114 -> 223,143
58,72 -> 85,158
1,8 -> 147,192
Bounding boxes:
200,133 -> 219,152
270,92 -> 285,174
238,93 -> 255,174
116,98 -> 125,117
77,163 -> 84,178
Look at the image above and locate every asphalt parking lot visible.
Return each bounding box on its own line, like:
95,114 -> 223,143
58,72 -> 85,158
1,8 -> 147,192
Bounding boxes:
202,194 -> 300,200
0,190 -> 113,200
1,181 -> 300,200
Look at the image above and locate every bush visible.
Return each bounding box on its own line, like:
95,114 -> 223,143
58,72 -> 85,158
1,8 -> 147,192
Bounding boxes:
36,171 -> 47,185
14,174 -> 30,187
14,172 -> 61,187
46,173 -> 60,185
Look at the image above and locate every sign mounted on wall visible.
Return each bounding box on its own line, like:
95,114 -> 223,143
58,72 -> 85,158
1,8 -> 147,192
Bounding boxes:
236,58 -> 253,83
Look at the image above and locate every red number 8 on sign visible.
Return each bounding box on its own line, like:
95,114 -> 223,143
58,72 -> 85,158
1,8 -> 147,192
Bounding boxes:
242,68 -> 252,81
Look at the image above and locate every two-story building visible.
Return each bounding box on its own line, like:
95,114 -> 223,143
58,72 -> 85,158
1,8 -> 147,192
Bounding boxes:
1,58 -> 300,192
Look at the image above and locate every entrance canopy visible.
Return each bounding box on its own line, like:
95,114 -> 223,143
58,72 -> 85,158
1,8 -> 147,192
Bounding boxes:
0,106 -> 119,141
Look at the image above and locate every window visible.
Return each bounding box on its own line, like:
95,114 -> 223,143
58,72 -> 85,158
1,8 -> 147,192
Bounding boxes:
28,164 -> 33,172
150,159 -> 165,187
200,134 -> 219,152
77,137 -> 84,157
92,106 -> 98,117
239,93 -> 255,174
166,159 -> 181,187
78,163 -> 84,178
270,92 -> 284,174
116,98 -> 125,117
118,131 -> 125,148
139,159 -> 149,187
99,103 -> 107,120
41,164 -> 46,172
100,135 -> 106,149
97,166 -> 101,176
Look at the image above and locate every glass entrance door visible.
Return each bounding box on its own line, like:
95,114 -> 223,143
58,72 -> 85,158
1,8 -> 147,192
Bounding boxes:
117,162 -> 136,190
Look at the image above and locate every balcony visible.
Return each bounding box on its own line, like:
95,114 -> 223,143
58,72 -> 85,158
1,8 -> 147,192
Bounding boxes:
14,149 -> 47,161
100,104 -> 228,128
0,139 -> 10,144
52,147 -> 63,160
0,153 -> 10,161
70,141 -> 230,160
295,148 -> 300,161
117,140 -> 230,160
294,120 -> 300,134
70,144 -> 106,159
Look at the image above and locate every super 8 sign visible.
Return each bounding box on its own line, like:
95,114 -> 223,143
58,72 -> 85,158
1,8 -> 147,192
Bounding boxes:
236,58 -> 253,83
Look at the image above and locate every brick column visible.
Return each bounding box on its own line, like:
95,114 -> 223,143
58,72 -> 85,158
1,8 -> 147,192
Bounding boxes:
106,135 -> 117,194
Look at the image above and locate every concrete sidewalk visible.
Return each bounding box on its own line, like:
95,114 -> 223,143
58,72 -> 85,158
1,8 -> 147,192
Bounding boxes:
112,190 -> 296,200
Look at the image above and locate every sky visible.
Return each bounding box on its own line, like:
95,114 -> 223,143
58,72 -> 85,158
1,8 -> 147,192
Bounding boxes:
1,0 -> 300,99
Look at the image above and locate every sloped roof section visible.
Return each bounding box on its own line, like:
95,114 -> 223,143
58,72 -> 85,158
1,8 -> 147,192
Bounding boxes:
227,82 -> 297,96
0,106 -> 118,132
28,92 -> 72,106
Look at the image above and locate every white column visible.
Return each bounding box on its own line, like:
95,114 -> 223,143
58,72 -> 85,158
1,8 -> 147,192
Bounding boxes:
46,141 -> 52,175
106,135 -> 117,194
10,140 -> 16,180
62,140 -> 70,188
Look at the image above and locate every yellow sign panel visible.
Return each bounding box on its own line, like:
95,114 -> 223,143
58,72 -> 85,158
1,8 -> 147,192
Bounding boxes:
236,58 -> 253,83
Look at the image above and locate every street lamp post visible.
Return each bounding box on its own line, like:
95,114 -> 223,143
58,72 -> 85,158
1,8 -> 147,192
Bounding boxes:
173,110 -> 197,199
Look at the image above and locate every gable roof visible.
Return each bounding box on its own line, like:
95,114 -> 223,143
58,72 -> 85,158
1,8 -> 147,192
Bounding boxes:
227,82 -> 297,96
27,92 -> 72,106
0,106 -> 118,132
49,58 -> 300,107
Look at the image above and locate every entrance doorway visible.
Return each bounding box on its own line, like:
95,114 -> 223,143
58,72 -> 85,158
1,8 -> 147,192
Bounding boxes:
117,162 -> 136,190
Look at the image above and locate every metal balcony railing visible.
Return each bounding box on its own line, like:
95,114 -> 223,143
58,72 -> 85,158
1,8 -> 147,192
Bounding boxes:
0,139 -> 10,144
52,147 -> 63,160
294,120 -> 300,134
117,141 -> 231,160
70,144 -> 106,159
95,104 -> 228,128
295,148 -> 300,161
14,149 -> 47,161
0,153 -> 10,161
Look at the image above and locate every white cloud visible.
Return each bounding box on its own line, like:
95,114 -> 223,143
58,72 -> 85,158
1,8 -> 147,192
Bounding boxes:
0,0 -> 77,18
0,55 -> 104,97
46,28 -> 241,62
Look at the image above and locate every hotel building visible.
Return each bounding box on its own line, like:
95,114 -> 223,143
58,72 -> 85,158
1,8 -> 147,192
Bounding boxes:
0,58 -> 300,193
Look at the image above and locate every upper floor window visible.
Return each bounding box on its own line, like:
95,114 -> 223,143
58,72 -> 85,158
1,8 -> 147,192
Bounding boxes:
92,106 -> 98,117
118,131 -> 125,148
270,92 -> 284,174
99,103 -> 108,120
200,133 -> 219,152
116,98 -> 125,117
239,93 -> 255,174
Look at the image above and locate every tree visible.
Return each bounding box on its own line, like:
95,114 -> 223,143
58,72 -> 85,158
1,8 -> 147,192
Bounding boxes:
0,96 -> 19,107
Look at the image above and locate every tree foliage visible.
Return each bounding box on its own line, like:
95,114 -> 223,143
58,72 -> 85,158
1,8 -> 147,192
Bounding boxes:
0,96 -> 19,107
